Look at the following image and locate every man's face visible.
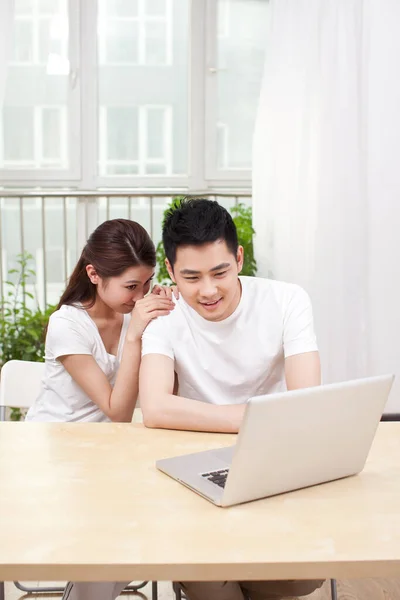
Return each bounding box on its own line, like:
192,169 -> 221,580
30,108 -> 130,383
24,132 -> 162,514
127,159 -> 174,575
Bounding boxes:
167,240 -> 244,322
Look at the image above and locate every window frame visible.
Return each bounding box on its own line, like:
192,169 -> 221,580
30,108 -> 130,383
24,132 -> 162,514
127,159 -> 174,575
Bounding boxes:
0,0 -> 81,183
0,0 -> 256,190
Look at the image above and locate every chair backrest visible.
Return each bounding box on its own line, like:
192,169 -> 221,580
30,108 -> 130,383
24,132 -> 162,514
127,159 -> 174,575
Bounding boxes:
0,360 -> 45,409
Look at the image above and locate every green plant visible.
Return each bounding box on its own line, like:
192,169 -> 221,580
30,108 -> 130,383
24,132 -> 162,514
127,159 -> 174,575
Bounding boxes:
156,198 -> 257,283
230,203 -> 257,276
0,252 -> 56,420
155,196 -> 185,284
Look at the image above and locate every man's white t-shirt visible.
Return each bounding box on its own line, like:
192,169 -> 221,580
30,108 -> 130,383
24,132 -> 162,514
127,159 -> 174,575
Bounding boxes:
141,276 -> 318,405
26,304 -> 130,422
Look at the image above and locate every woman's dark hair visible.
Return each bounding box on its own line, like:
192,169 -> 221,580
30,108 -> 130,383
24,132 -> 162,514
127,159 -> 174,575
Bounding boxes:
162,198 -> 238,269
57,219 -> 156,310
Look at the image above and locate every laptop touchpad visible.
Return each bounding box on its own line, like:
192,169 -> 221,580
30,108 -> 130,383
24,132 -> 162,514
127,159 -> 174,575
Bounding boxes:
211,445 -> 235,465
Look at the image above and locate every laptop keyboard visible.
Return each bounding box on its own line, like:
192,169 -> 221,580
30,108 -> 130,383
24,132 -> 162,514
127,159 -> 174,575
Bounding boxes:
201,469 -> 229,488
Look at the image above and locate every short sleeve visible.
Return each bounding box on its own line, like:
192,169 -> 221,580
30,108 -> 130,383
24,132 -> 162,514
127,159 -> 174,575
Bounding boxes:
283,285 -> 318,358
46,313 -> 93,360
141,316 -> 174,360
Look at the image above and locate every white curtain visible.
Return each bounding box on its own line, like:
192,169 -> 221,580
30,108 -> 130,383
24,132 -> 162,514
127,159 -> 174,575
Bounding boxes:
253,0 -> 400,411
0,0 -> 15,106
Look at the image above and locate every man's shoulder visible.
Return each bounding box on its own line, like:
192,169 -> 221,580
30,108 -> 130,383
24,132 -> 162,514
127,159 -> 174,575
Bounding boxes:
241,276 -> 305,305
142,297 -> 186,337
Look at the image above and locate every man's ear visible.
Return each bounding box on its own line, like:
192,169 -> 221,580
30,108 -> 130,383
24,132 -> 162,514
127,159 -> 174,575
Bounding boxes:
165,258 -> 176,283
237,246 -> 244,274
86,264 -> 99,285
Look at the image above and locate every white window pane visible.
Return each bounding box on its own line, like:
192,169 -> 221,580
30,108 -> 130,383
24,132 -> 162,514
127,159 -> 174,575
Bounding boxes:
99,0 -> 139,17
145,21 -> 167,65
112,164 -> 139,175
101,107 -> 139,176
216,0 -> 268,170
12,19 -> 34,63
39,17 -> 67,64
146,163 -> 166,175
2,107 -> 34,163
145,0 -> 167,16
147,109 -> 165,159
97,0 -> 189,177
38,0 -> 65,15
2,2 -> 72,173
104,20 -> 139,63
107,107 -> 138,160
14,0 -> 32,15
39,18 -> 51,62
218,0 -> 229,37
42,108 -> 62,161
217,122 -> 229,170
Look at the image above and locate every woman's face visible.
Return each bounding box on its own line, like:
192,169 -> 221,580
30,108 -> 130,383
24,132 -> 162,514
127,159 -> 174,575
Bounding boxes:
87,264 -> 155,313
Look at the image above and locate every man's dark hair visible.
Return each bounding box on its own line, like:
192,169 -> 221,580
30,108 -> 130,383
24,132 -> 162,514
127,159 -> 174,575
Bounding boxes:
162,198 -> 239,269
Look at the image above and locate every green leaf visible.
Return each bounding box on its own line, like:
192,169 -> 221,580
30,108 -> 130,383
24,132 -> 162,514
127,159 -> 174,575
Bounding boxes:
9,407 -> 24,422
0,253 -> 56,369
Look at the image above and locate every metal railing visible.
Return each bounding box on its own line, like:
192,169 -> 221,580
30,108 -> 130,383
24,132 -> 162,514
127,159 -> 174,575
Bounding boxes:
0,189 -> 251,308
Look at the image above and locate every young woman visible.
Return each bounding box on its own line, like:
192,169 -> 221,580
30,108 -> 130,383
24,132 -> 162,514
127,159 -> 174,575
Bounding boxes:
26,219 -> 176,600
26,217 -> 175,423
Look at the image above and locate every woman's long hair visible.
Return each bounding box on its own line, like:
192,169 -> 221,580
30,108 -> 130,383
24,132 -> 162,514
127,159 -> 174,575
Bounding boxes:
57,219 -> 156,310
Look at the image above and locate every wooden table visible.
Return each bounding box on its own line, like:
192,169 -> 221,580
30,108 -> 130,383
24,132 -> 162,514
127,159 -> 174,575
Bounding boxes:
0,422 -> 400,588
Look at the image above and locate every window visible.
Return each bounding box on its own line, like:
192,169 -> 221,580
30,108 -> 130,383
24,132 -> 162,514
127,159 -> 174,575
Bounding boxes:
99,105 -> 171,175
0,0 -> 79,180
1,0 -> 269,188
97,0 -> 188,181
98,0 -> 172,66
0,106 -> 67,169
2,107 -> 34,165
11,0 -> 69,67
207,0 -> 269,179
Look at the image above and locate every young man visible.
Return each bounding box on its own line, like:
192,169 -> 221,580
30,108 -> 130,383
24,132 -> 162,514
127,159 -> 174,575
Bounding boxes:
139,199 -> 323,600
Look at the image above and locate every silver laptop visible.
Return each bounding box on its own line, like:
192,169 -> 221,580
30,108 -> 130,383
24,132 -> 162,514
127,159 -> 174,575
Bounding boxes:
156,375 -> 394,507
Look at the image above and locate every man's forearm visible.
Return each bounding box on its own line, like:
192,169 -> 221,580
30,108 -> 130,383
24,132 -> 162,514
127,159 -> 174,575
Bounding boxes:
142,394 -> 246,433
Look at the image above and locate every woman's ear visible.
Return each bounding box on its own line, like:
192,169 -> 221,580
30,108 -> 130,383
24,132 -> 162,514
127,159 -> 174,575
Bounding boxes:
165,259 -> 176,283
86,264 -> 99,285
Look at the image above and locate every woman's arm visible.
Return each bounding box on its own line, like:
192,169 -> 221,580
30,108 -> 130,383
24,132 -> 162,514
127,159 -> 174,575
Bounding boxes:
60,344 -> 140,422
60,294 -> 174,422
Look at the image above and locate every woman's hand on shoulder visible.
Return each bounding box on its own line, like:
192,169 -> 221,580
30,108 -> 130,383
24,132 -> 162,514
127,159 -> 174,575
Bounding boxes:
151,284 -> 179,300
127,293 -> 175,342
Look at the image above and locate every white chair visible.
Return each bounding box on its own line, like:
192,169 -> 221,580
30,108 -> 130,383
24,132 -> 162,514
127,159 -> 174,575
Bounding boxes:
0,359 -> 157,600
0,359 -> 45,421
